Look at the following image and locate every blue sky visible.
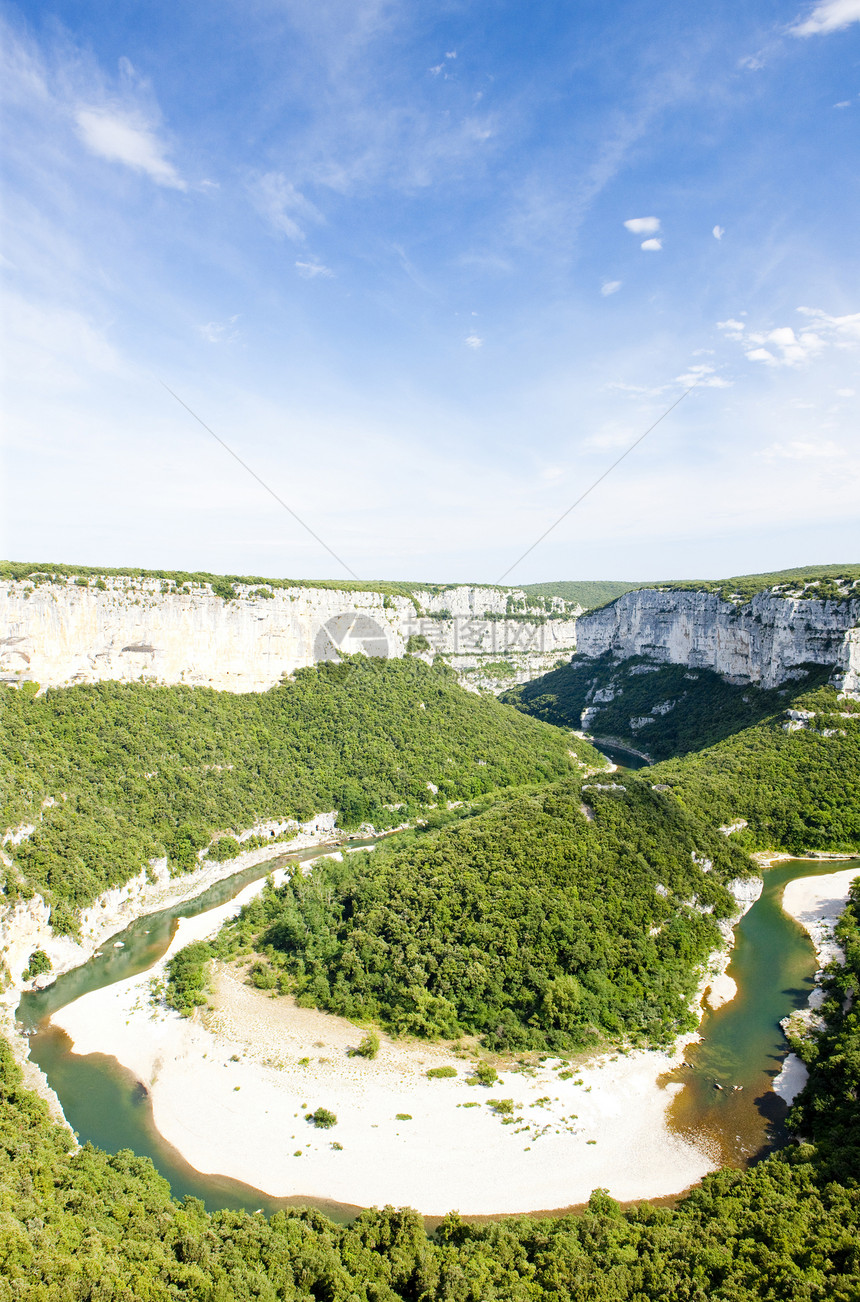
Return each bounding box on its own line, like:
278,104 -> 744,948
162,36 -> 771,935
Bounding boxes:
1,0 -> 859,584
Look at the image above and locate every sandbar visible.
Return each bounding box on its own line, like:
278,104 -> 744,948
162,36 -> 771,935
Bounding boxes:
52,865 -> 716,1215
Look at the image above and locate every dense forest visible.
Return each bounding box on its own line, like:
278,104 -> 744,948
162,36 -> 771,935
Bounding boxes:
0,658 -> 597,932
167,777 -> 747,1050
3,880 -> 860,1297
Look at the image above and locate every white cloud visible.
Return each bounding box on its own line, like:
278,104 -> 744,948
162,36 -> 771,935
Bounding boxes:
295,259 -> 334,278
640,238 -> 662,251
744,328 -> 824,366
713,225 -> 725,240
797,305 -> 860,344
601,280 -> 622,296
790,0 -> 860,36
201,316 -> 240,343
429,64 -> 443,75
837,387 -> 856,396
445,50 -> 457,58
74,106 -> 185,189
624,216 -> 660,235
762,439 -> 843,459
834,100 -> 852,107
720,308 -> 858,367
746,347 -> 778,364
465,334 -> 483,349
675,363 -> 731,388
253,173 -> 322,241
738,54 -> 765,69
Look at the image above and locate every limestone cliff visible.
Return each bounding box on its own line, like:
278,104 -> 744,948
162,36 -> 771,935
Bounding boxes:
0,577 -> 578,694
575,586 -> 860,693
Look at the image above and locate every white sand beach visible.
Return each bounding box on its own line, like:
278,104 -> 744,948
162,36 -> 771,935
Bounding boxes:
773,864 -> 860,1103
51,863 -> 716,1215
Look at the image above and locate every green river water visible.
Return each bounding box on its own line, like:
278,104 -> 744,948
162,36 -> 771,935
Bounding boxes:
17,847 -> 858,1219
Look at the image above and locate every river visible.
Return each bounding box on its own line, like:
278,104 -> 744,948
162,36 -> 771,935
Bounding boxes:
17,849 -> 858,1218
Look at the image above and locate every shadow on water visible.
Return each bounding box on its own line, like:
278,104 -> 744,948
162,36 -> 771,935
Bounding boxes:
666,857 -> 857,1167
590,741 -> 651,770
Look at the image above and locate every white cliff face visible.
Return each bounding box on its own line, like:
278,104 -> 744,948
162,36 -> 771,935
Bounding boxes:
575,588 -> 860,692
0,578 -> 577,694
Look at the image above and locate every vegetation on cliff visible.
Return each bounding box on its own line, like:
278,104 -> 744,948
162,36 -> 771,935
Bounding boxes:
0,658 -> 595,931
656,563 -> 860,604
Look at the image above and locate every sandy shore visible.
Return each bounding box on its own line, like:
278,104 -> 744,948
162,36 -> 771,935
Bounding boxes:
51,863 -> 717,1215
773,864 -> 860,1103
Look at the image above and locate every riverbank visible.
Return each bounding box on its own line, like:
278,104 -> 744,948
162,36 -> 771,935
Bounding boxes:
773,863 -> 860,1103
49,856 -> 722,1214
0,815 -> 346,1010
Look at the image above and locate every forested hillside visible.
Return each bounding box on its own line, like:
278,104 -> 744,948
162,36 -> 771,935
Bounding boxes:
167,776 -> 748,1051
654,687 -> 860,856
4,884 -> 860,1298
505,660 -> 860,854
0,658 -> 596,931
502,656 -> 834,760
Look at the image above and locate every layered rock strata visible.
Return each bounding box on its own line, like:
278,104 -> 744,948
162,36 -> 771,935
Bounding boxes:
0,578 -> 577,694
575,588 -> 860,692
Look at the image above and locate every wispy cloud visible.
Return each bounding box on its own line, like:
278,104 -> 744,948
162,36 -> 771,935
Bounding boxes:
201,316 -> 240,343
465,334 -> 483,349
624,216 -> 661,235
790,0 -> 860,37
252,173 -> 322,241
601,280 -> 622,295
75,106 -> 186,189
713,225 -> 725,240
762,438 -> 844,459
295,259 -> 334,278
675,363 -> 731,388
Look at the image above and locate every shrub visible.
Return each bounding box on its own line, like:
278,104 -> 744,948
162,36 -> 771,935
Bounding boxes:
249,962 -> 276,990
306,1107 -> 337,1129
22,949 -> 51,981
426,1065 -> 457,1079
350,1031 -> 380,1059
487,1098 -> 516,1116
395,1113 -> 412,1121
468,1061 -> 498,1087
207,836 -> 241,862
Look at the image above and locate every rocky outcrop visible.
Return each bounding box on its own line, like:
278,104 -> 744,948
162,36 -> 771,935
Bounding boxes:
0,578 -> 578,694
575,588 -> 860,693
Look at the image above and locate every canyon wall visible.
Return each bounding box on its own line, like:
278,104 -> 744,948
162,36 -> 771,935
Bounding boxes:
574,588 -> 860,693
0,577 -> 578,694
